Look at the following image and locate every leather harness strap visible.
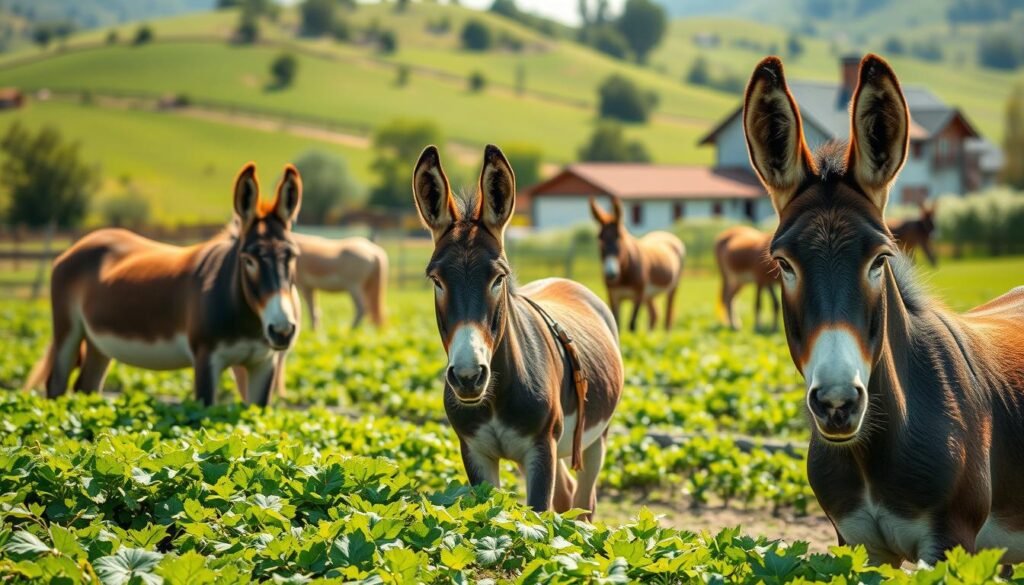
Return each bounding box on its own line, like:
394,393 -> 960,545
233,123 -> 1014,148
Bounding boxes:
520,295 -> 588,471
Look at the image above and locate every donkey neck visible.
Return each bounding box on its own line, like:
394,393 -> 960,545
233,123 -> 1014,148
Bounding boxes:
489,291 -> 559,398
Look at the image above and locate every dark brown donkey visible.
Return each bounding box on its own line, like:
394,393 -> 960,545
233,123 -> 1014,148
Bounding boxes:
27,163 -> 303,407
888,201 -> 938,267
589,195 -> 685,331
743,54 -> 1024,565
413,145 -> 623,518
714,225 -> 779,331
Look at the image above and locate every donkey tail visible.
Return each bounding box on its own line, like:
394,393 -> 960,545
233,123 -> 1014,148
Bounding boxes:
363,249 -> 388,328
24,342 -> 55,391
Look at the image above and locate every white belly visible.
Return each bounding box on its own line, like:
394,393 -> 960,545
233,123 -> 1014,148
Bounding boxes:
87,331 -> 193,371
557,413 -> 609,459
836,499 -> 933,562
977,516 -> 1024,563
466,419 -> 533,463
212,339 -> 275,368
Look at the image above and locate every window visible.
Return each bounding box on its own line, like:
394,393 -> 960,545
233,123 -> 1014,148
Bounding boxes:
672,202 -> 684,220
743,200 -> 755,220
712,202 -> 723,217
911,141 -> 924,159
631,203 -> 643,226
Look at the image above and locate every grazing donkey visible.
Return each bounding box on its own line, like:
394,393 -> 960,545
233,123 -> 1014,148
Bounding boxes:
28,163 -> 302,407
589,195 -> 685,331
714,225 -> 779,331
413,144 -> 623,518
743,53 -> 1024,565
888,201 -> 938,267
292,233 -> 388,330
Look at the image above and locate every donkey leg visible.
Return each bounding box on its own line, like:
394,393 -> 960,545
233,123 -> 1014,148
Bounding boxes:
664,287 -> 677,330
300,286 -> 320,332
572,434 -> 607,521
73,341 -> 111,393
230,365 -> 248,402
769,285 -> 781,332
725,283 -> 741,330
753,285 -> 764,331
47,315 -> 83,399
646,298 -> 658,330
350,289 -> 367,329
459,438 -> 500,488
552,459 -> 577,513
245,358 -> 277,408
628,299 -> 641,333
193,350 -> 219,407
524,437 -> 557,512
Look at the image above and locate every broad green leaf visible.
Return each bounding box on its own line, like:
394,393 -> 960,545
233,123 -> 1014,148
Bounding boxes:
5,531 -> 50,557
94,548 -> 163,585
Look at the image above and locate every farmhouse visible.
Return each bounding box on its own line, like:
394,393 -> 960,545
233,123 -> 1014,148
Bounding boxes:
525,57 -> 1001,232
0,88 -> 25,110
524,163 -> 768,231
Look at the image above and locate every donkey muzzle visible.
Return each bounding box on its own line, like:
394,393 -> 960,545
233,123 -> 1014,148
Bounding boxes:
446,364 -> 490,402
807,384 -> 866,442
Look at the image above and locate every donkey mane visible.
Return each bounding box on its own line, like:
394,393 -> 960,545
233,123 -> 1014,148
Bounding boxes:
813,141 -> 849,183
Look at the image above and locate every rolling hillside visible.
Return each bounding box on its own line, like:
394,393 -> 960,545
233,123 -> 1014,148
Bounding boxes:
0,1 -> 1018,224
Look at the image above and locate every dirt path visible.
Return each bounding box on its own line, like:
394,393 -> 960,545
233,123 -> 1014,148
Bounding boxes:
600,495 -> 836,552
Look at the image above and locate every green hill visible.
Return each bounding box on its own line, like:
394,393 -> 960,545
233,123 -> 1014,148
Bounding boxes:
0,2 -> 1018,224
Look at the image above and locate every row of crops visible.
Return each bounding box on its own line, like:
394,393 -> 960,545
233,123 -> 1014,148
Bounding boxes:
0,297 -> 1016,582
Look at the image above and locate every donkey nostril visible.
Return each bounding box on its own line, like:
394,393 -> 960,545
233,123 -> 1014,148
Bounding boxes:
474,364 -> 489,386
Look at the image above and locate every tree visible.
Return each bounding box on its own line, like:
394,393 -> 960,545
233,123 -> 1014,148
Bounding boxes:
1004,86 -> 1024,189
0,122 -> 99,228
31,26 -> 52,48
101,189 -> 151,228
270,52 -> 299,88
369,119 -> 443,210
134,24 -> 154,45
461,19 -> 492,51
615,0 -> 667,64
301,0 -> 335,37
236,10 -> 260,44
979,31 -> 1023,70
468,70 -> 487,93
686,56 -> 710,85
787,34 -> 804,58
490,0 -> 519,18
106,29 -> 119,45
578,122 -> 650,162
293,150 -> 363,224
591,25 -> 630,60
377,29 -> 398,53
598,74 -> 657,123
883,36 -> 905,55
502,143 -> 543,188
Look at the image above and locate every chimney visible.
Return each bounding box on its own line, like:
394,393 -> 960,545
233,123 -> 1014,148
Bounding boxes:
840,55 -> 860,101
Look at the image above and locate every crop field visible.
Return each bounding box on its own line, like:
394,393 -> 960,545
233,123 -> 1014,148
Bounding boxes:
1,255 -> 1022,581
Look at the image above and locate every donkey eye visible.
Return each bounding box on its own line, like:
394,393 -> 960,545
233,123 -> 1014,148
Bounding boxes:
870,254 -> 889,272
243,255 -> 259,274
431,276 -> 444,293
775,258 -> 794,275
491,275 -> 505,293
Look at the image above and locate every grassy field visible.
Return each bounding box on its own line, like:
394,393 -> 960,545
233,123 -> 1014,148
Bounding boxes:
0,100 -> 376,223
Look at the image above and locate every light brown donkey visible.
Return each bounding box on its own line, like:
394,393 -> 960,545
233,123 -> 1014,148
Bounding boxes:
292,233 -> 388,330
589,195 -> 685,331
26,163 -> 303,407
714,225 -> 780,331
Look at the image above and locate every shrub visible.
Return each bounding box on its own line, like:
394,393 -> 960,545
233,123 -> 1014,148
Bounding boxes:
300,0 -> 335,37
293,149 -> 363,224
235,11 -> 260,44
270,52 -> 299,88
332,17 -> 351,42
378,30 -> 398,54
395,64 -> 411,87
369,119 -> 443,209
460,19 -> 492,51
590,25 -> 630,60
105,29 -> 119,45
133,24 -> 154,46
101,190 -> 151,228
501,142 -> 543,188
578,122 -> 650,162
884,36 -> 905,55
978,30 -> 1024,70
937,190 -> 1024,256
597,74 -> 657,123
468,70 -> 487,93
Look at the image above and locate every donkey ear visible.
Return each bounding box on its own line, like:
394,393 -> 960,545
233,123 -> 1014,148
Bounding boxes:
478,144 -> 516,241
743,56 -> 816,214
589,197 -> 612,224
848,54 -> 909,213
609,195 -> 624,225
233,162 -> 260,224
412,145 -> 457,242
273,164 -> 302,226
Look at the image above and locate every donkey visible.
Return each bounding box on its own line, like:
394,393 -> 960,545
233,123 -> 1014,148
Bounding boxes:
292,233 -> 388,330
888,200 -> 938,267
28,163 -> 303,407
714,225 -> 779,331
589,195 -> 685,331
413,144 -> 623,518
743,53 -> 1024,565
